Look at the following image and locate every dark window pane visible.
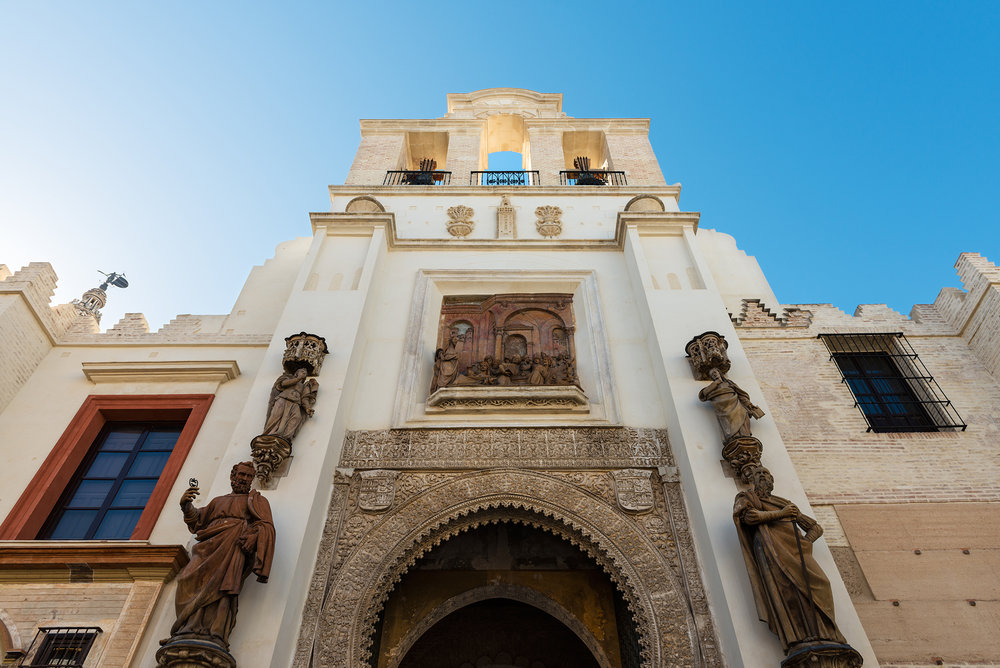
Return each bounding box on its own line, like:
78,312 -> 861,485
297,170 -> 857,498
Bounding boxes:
84,452 -> 129,478
93,509 -> 143,539
48,510 -> 98,539
100,428 -> 144,451
111,479 -> 157,507
66,480 -> 114,508
128,451 -> 171,477
141,429 -> 182,451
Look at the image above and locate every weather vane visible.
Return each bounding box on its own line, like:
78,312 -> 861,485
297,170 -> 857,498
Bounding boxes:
72,270 -> 129,323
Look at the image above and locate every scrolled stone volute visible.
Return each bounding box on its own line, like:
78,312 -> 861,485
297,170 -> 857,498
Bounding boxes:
685,330 -> 731,380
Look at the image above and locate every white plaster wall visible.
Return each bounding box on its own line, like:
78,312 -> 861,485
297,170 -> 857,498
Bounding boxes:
331,192 -> 680,240
696,228 -> 780,315
221,237 -> 312,334
0,344 -> 267,535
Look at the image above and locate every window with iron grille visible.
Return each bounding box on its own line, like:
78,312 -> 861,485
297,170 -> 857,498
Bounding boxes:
21,627 -> 100,667
819,333 -> 966,433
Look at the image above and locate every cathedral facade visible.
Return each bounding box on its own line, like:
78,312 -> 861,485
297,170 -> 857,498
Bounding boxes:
0,89 -> 997,668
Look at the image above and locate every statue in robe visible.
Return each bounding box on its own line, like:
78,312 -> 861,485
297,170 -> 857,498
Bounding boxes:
163,462 -> 275,651
261,367 -> 317,443
430,329 -> 461,392
699,367 -> 765,441
733,466 -> 847,653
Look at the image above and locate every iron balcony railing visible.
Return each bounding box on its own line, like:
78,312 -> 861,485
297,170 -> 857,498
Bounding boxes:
470,170 -> 540,186
383,170 -> 452,186
559,170 -> 627,186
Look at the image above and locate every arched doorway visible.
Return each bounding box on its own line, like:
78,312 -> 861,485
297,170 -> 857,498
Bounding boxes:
371,519 -> 637,668
398,599 -> 599,668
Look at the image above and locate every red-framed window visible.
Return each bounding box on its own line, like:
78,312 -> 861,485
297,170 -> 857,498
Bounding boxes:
0,395 -> 213,540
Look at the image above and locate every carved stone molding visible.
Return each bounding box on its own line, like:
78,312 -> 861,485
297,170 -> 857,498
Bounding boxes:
294,468 -> 721,667
446,205 -> 475,237
721,436 -> 764,482
156,639 -> 237,668
496,194 -> 516,238
535,205 -> 563,237
426,385 -> 589,413
81,360 -> 240,385
339,427 -> 672,470
781,642 -> 863,668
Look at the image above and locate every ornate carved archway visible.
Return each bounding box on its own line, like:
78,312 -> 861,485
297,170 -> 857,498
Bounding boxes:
388,584 -> 615,668
296,467 -> 717,667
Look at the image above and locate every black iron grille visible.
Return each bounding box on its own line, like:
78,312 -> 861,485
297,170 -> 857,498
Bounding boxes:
469,170 -> 540,186
383,170 -> 452,186
22,627 -> 101,667
559,170 -> 627,186
818,333 -> 966,433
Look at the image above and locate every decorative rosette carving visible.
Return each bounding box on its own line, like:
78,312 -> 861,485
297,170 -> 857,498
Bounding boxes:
534,205 -> 563,238
446,205 -> 475,237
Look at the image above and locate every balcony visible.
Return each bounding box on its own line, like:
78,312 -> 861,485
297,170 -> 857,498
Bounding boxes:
470,170 -> 540,186
384,170 -> 452,186
559,170 -> 627,186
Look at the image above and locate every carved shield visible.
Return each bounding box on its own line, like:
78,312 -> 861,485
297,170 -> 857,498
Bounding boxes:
358,470 -> 399,512
611,469 -> 654,512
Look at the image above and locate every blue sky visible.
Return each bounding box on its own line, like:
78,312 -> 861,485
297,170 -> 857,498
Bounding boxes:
2,2 -> 997,329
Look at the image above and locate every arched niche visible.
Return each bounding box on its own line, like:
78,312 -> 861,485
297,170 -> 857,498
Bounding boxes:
623,195 -> 665,213
345,196 -> 386,213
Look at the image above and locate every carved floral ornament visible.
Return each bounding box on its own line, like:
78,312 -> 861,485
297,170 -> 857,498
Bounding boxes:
446,205 -> 475,237
294,467 -> 721,667
535,205 -> 563,237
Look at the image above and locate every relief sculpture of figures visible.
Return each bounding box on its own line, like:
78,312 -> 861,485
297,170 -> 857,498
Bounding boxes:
429,294 -> 580,395
699,367 -> 765,442
734,467 -> 861,667
156,462 -> 276,668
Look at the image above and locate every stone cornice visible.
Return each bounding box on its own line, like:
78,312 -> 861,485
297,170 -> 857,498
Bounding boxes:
82,360 -> 241,384
328,184 -> 682,198
0,542 -> 189,583
310,210 -> 701,251
358,117 -> 651,134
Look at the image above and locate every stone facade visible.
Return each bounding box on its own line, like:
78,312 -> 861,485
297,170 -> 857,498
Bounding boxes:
1,89 -> 995,668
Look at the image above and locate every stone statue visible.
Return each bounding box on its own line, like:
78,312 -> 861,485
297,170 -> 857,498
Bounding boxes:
261,368 -> 318,443
733,466 -> 851,656
158,462 -> 275,667
698,367 -> 765,441
430,329 -> 461,392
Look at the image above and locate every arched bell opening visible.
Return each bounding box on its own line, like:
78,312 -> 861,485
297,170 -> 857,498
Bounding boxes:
370,519 -> 641,668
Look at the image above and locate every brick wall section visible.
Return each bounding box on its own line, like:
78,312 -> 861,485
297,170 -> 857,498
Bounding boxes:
101,581 -> 162,667
106,313 -> 150,336
930,253 -> 1000,380
737,307 -> 1000,505
525,127 -> 565,186
735,280 -> 1000,666
0,263 -> 72,412
344,134 -> 406,185
0,581 -> 165,667
443,130 -> 482,186
605,132 -> 667,185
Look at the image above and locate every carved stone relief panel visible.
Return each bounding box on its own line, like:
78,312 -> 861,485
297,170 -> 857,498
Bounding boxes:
357,470 -> 398,512
430,293 -> 579,394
